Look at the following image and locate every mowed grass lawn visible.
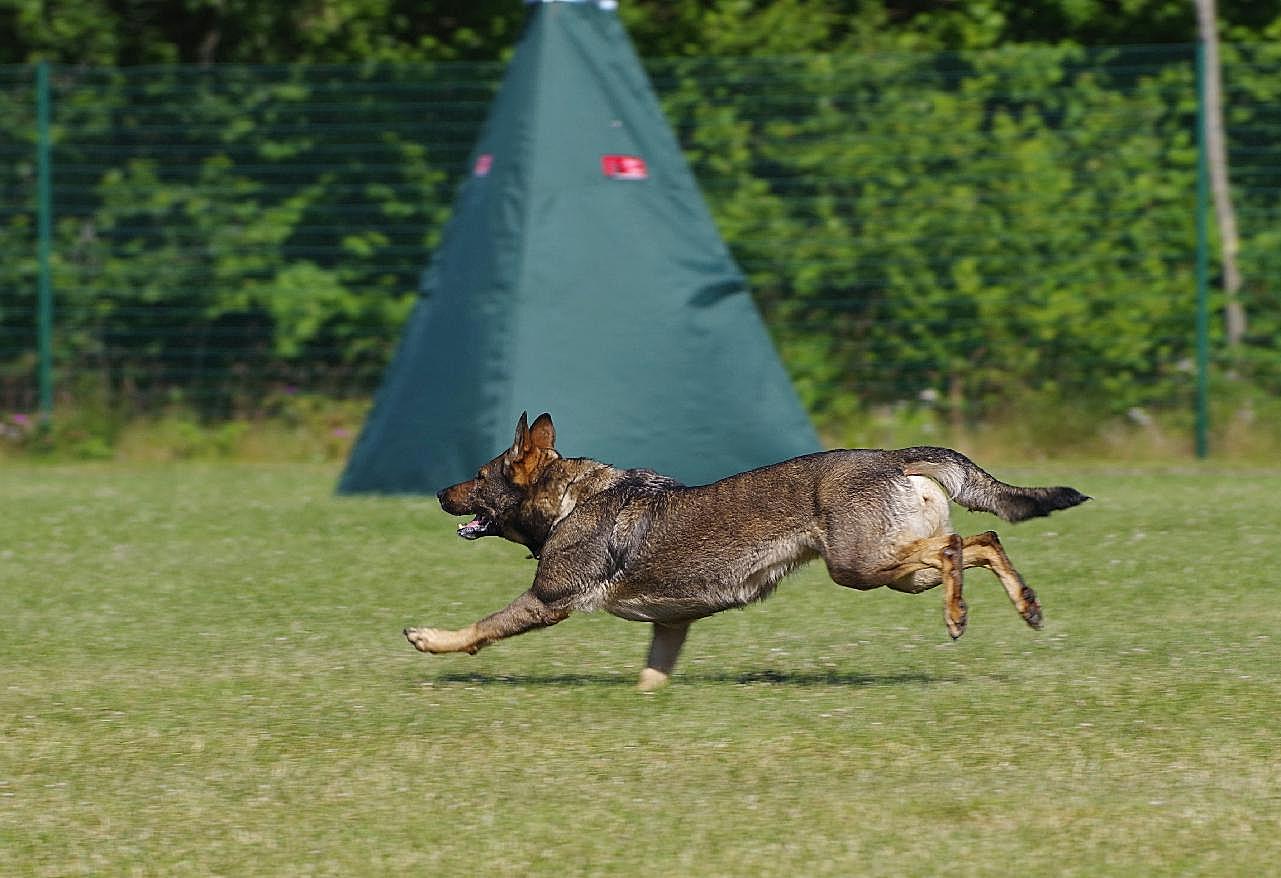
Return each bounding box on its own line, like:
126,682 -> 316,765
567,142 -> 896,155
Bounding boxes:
2,460 -> 1279,876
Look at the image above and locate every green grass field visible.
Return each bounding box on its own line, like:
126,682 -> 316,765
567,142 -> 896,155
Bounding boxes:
3,461 -> 1279,876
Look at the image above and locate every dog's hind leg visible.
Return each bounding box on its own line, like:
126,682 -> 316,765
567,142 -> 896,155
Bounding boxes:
638,621 -> 691,692
405,589 -> 571,655
962,531 -> 1043,629
877,534 -> 968,640
938,534 -> 966,639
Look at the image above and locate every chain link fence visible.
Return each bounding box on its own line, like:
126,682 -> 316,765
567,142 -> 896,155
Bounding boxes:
2,44 -> 1279,444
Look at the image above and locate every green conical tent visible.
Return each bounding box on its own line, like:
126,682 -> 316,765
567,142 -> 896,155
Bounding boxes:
338,0 -> 819,494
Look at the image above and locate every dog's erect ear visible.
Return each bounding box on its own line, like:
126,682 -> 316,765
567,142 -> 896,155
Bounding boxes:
506,412 -> 559,486
528,413 -> 556,452
510,411 -> 530,454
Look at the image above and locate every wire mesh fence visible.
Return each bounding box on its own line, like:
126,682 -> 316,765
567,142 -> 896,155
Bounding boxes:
1,43 -> 1278,439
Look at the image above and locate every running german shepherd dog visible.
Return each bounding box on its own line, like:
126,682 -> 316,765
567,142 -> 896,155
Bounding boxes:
406,413 -> 1088,690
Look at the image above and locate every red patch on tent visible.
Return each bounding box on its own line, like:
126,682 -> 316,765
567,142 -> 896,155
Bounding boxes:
474,154 -> 494,177
601,155 -> 648,180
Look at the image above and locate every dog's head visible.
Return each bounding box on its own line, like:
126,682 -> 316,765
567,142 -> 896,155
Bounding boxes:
436,412 -> 561,548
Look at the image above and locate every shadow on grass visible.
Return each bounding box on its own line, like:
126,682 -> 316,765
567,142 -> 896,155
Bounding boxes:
706,669 -> 946,687
422,669 -> 947,688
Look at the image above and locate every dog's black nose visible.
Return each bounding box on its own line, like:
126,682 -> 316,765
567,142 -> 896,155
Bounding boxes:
435,488 -> 446,502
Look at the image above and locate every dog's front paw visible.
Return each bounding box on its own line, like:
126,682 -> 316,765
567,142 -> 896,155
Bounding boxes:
404,626 -> 478,654
404,626 -> 448,653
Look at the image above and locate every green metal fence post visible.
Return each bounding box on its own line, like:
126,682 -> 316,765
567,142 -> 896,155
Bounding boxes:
1193,42 -> 1210,460
36,60 -> 54,425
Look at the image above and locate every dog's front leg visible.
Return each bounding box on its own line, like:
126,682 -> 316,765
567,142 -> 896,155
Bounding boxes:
637,621 -> 691,692
404,589 -> 571,655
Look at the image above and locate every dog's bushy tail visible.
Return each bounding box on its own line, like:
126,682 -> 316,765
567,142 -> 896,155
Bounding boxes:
895,446 -> 1090,522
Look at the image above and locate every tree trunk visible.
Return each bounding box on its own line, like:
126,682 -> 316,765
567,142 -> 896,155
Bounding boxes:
1194,0 -> 1246,346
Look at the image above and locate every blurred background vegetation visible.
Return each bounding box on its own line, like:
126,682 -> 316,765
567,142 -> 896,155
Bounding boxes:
2,1 -> 1279,460
4,1 -> 1279,64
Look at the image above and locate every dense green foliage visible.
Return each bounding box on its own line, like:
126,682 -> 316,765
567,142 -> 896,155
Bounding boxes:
1,2 -> 1279,438
3,1 -> 1280,65
678,38 -> 1278,429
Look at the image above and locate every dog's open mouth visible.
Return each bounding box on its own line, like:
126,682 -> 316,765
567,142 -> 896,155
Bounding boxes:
457,515 -> 499,540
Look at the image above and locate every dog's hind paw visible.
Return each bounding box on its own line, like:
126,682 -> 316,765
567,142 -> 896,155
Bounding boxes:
945,598 -> 968,640
1019,587 -> 1043,629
